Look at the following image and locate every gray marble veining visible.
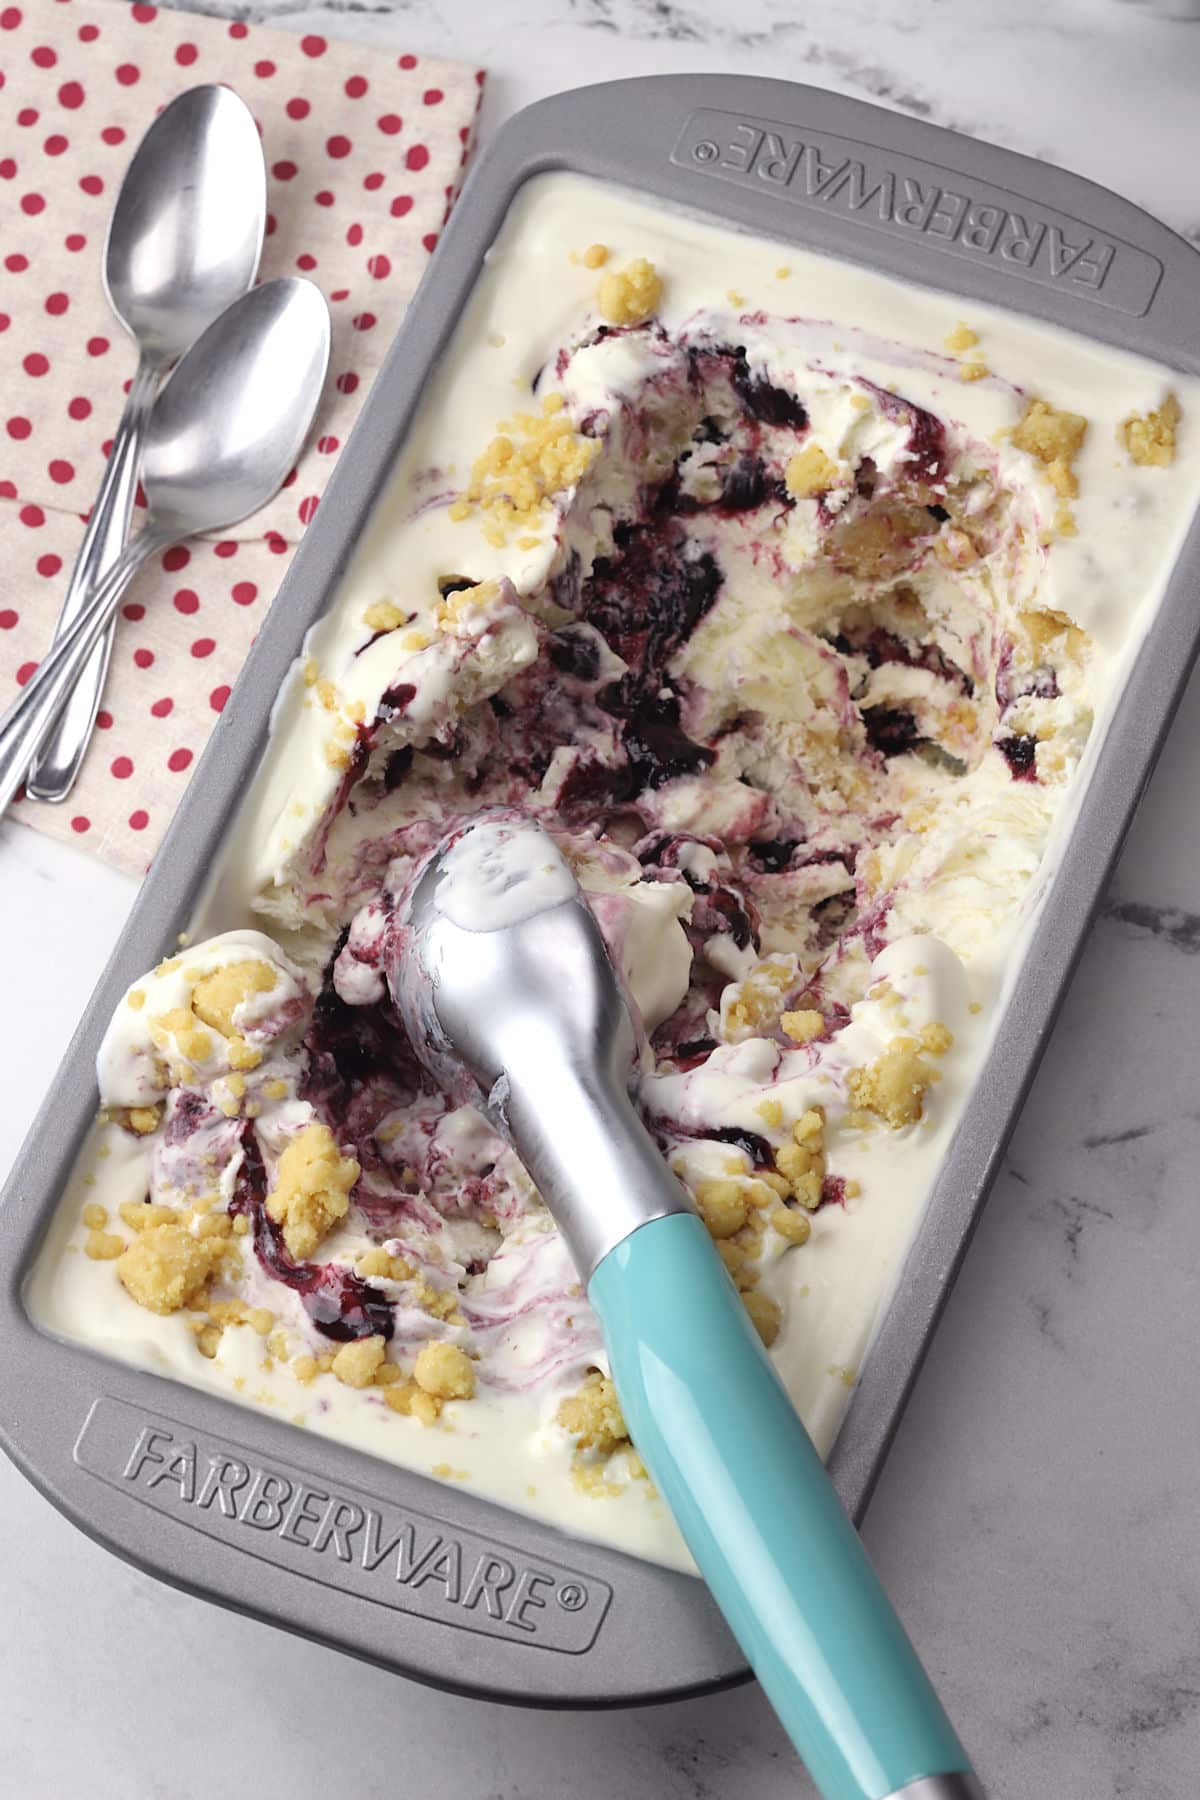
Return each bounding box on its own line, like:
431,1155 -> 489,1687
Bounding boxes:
2,2 -> 1200,1795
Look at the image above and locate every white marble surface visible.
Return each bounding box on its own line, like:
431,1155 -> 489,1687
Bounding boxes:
3,2 -> 1200,1794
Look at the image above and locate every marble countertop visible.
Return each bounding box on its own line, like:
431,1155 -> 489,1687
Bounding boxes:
3,3 -> 1200,1795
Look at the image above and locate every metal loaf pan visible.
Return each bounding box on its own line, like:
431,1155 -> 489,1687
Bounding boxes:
2,76 -> 1199,1708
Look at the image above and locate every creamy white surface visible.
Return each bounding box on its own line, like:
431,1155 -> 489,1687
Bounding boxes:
27,169 -> 1200,1578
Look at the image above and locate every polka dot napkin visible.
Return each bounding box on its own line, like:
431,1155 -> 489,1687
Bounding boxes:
0,0 -> 485,873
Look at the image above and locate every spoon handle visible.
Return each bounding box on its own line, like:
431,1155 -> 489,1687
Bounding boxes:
24,356 -> 160,803
0,533 -> 162,820
589,1212 -> 982,1800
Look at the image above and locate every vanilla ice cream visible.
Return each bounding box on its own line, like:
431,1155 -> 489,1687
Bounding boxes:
29,173 -> 1200,1572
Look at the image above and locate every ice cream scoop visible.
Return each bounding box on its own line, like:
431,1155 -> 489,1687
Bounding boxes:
388,809 -> 983,1800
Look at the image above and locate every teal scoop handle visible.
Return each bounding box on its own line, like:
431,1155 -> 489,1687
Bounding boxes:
589,1212 -> 981,1800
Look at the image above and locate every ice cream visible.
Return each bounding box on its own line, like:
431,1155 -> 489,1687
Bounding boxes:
29,173 -> 1200,1573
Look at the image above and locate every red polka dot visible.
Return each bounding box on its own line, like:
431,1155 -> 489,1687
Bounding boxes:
0,479 -> 13,497
44,133 -> 68,155
353,312 -> 376,332
128,809 -> 149,831
16,661 -> 37,686
87,335 -> 109,356
398,53 -> 417,69
167,747 -> 193,773
133,647 -> 154,669
266,533 -> 288,555
272,159 -> 297,182
406,144 -> 430,172
7,417 -> 31,440
68,396 -> 90,421
111,755 -> 134,778
363,171 -> 384,192
298,495 -> 319,525
0,610 -> 16,629
336,372 -> 359,396
315,189 -> 334,208
21,192 -> 46,215
175,42 -> 197,66
0,8 -> 23,29
209,685 -> 231,712
101,126 -> 125,145
31,45 -> 56,68
228,20 -> 248,38
48,458 -> 74,484
346,223 -> 363,247
77,23 -> 98,42
95,710 -> 113,729
326,134 -> 351,159
296,253 -> 316,272
23,352 -> 48,376
390,194 -> 412,218
329,289 -> 349,304
0,157 -> 15,178
214,540 -> 238,559
19,503 -> 43,526
17,107 -> 37,126
422,233 -> 438,253
122,603 -> 144,622
345,75 -> 368,98
378,113 -> 402,136
150,696 -> 173,717
286,97 -> 309,120
115,62 -> 140,86
46,291 -> 69,315
232,581 -> 258,605
36,552 -> 61,577
58,81 -> 85,109
423,88 -> 444,106
162,546 -> 189,572
191,637 -> 216,658
80,174 -> 104,196
65,232 -> 85,252
71,815 -> 90,834
131,4 -> 157,21
301,34 -> 327,56
368,255 -> 391,280
5,254 -> 28,272
254,58 -> 275,77
317,435 -> 340,456
172,588 -> 199,614
265,213 -> 277,239
281,467 -> 298,489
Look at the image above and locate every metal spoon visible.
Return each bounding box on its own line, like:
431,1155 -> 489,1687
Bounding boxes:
0,279 -> 329,819
389,811 -> 983,1800
24,84 -> 266,805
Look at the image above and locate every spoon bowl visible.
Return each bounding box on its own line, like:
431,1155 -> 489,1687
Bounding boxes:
105,84 -> 266,363
144,278 -> 331,539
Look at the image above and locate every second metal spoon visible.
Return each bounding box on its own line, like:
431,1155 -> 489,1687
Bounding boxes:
0,278 -> 330,820
24,83 -> 266,805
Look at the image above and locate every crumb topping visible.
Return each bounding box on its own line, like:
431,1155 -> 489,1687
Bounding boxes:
785,443 -> 842,498
597,256 -> 662,326
1120,393 -> 1181,468
265,1122 -> 360,1261
413,1340 -> 476,1401
192,959 -> 279,1037
848,1024 -> 952,1128
117,1224 -> 223,1316
449,393 -> 599,547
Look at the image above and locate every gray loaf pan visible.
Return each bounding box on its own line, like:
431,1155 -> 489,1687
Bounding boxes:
2,74 -> 1199,1707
